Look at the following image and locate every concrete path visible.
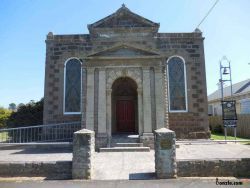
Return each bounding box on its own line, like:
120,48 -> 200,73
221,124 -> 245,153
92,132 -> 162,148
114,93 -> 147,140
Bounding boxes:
93,151 -> 155,180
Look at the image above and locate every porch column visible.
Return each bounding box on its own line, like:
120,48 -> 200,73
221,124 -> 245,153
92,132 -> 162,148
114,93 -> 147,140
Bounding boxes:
86,67 -> 95,130
81,67 -> 87,129
106,88 -> 112,146
137,88 -> 143,135
98,68 -> 106,133
155,68 -> 165,129
142,67 -> 152,132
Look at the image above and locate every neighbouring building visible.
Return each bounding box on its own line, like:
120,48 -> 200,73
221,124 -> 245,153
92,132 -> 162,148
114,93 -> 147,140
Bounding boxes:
43,5 -> 210,148
208,78 -> 250,116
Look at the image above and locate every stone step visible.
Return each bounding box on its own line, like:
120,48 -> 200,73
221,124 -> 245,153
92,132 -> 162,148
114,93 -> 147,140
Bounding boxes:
111,134 -> 139,144
99,146 -> 150,152
113,143 -> 143,147
111,138 -> 139,144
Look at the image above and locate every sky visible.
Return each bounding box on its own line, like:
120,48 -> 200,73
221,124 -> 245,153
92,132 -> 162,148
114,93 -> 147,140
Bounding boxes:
0,0 -> 249,108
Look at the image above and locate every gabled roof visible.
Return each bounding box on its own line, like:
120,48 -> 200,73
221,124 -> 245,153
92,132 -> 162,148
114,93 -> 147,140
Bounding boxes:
86,43 -> 161,59
208,78 -> 250,101
88,4 -> 159,32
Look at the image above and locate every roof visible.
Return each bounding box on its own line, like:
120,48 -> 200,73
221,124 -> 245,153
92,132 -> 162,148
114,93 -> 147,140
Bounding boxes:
208,78 -> 250,101
88,4 -> 159,33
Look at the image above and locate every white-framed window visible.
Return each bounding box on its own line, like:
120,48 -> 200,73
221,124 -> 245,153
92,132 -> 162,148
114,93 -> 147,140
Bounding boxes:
63,58 -> 82,114
167,56 -> 188,112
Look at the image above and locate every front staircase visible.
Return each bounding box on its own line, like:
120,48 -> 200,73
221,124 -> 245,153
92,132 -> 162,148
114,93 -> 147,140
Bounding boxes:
99,134 -> 150,152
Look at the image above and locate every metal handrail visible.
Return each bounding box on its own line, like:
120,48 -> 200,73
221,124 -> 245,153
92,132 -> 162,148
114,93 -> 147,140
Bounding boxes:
0,121 -> 81,143
0,121 -> 81,131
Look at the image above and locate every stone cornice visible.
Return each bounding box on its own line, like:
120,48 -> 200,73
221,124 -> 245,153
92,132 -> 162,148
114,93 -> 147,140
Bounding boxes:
84,55 -> 163,60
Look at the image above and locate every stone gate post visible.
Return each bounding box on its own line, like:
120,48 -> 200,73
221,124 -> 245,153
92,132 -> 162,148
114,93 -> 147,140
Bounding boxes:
154,128 -> 177,178
72,129 -> 95,179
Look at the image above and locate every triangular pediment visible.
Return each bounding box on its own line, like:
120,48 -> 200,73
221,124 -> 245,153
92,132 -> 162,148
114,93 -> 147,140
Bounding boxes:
88,4 -> 159,31
87,44 -> 161,59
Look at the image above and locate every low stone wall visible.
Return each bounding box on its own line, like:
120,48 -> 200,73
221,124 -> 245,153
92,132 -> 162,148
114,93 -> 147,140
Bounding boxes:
0,158 -> 249,179
0,161 -> 72,179
177,158 -> 250,177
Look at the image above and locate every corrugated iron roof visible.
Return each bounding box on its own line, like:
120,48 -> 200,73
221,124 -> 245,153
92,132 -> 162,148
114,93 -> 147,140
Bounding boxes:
208,78 -> 250,101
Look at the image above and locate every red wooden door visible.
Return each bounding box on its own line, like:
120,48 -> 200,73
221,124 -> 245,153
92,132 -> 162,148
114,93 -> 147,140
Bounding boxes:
116,100 -> 135,132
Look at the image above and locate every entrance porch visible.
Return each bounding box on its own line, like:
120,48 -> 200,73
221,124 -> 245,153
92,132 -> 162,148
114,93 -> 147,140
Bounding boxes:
85,66 -> 165,149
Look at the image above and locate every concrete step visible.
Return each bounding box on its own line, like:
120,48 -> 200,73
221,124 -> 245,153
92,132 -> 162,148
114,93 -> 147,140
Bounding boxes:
99,146 -> 150,152
111,134 -> 139,144
114,143 -> 143,147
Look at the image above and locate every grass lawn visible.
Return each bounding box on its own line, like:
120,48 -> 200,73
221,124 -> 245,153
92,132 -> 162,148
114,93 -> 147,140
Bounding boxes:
211,133 -> 250,144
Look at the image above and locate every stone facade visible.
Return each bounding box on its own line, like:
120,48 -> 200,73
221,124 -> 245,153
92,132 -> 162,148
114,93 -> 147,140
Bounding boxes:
43,5 -> 210,148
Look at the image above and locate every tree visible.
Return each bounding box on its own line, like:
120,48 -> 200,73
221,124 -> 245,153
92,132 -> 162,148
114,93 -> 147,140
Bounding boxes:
17,103 -> 25,110
0,107 -> 12,128
8,103 -> 17,112
7,98 -> 43,127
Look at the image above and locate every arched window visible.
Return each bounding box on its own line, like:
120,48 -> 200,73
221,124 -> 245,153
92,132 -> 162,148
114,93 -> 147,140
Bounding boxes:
64,58 -> 82,114
167,56 -> 187,112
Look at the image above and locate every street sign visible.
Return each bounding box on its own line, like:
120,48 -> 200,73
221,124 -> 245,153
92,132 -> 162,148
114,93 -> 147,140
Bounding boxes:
221,100 -> 237,127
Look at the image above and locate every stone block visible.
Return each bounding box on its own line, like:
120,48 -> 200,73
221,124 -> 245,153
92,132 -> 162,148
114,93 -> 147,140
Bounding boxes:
154,128 -> 177,179
140,133 -> 154,149
95,133 -> 108,151
72,129 -> 95,179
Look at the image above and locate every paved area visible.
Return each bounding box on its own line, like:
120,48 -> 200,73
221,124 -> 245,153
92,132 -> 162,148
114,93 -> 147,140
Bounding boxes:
0,143 -> 249,162
0,177 -> 249,188
0,143 -> 249,180
0,147 -> 72,162
177,143 -> 250,160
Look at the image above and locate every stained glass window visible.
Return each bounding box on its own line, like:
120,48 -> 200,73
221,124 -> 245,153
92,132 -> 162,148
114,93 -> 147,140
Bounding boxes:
64,58 -> 81,113
167,56 -> 187,111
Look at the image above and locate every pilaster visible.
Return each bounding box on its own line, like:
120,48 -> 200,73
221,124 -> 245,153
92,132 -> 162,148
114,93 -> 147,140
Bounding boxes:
86,68 -> 95,130
137,88 -> 143,135
155,68 -> 165,129
142,67 -> 152,132
98,68 -> 107,133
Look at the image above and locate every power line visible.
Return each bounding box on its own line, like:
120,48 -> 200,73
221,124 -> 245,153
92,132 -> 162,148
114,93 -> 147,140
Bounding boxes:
196,0 -> 220,29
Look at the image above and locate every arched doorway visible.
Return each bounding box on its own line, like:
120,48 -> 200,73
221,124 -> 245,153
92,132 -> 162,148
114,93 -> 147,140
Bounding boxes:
112,77 -> 138,133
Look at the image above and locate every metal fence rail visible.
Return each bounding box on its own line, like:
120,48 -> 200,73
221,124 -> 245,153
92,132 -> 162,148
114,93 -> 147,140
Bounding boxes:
0,122 -> 81,143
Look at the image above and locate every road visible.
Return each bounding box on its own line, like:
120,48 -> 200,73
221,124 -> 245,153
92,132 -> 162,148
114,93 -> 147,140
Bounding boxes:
0,177 -> 249,188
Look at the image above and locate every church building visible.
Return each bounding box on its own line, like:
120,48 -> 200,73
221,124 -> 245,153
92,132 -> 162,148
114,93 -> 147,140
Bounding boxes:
43,5 -> 210,149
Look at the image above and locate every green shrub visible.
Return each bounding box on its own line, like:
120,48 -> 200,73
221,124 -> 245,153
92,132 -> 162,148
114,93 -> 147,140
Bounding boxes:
211,124 -> 223,134
7,98 -> 43,127
0,107 -> 12,128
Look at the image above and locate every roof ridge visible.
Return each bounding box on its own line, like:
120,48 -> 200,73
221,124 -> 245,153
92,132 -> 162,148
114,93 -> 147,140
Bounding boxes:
235,80 -> 250,94
87,5 -> 159,31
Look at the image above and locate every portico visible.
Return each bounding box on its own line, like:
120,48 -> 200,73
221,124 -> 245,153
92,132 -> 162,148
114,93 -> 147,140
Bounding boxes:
84,46 -> 165,148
